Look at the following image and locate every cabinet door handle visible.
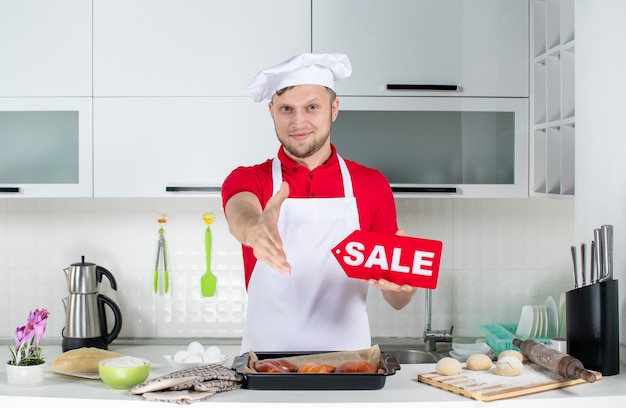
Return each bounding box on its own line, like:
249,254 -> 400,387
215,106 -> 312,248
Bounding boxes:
0,187 -> 20,193
165,186 -> 221,193
386,84 -> 459,91
391,186 -> 457,193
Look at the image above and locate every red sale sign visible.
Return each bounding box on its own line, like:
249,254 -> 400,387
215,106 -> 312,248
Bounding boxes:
331,230 -> 442,289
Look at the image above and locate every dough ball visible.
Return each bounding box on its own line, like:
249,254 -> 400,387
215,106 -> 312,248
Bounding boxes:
498,349 -> 524,363
466,353 -> 492,371
495,356 -> 524,376
435,357 -> 462,376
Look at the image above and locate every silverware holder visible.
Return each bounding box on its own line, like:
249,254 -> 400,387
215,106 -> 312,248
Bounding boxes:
566,279 -> 620,376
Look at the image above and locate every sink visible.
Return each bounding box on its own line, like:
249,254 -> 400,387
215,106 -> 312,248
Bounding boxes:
385,349 -> 439,364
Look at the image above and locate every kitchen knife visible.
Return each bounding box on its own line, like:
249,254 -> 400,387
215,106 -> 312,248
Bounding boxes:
600,224 -> 613,281
580,243 -> 586,286
590,241 -> 596,284
570,245 -> 578,288
593,228 -> 602,283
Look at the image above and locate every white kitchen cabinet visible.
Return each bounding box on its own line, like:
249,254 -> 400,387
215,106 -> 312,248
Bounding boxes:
530,0 -> 575,198
93,97 -> 277,197
93,0 -> 311,97
0,98 -> 93,197
312,0 -> 529,97
0,0 -> 91,97
334,97 -> 529,198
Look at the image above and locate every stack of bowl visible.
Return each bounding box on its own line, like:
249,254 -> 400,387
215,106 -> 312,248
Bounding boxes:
449,341 -> 492,362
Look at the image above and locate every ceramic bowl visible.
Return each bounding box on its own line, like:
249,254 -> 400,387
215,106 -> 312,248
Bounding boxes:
98,357 -> 150,389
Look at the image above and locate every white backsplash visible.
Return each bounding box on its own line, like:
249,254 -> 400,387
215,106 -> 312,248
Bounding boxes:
0,197 -> 574,341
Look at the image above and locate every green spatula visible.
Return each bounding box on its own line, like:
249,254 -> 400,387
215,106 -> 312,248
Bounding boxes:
201,212 -> 217,297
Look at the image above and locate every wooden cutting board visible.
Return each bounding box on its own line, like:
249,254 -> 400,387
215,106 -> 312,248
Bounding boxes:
418,363 -> 601,402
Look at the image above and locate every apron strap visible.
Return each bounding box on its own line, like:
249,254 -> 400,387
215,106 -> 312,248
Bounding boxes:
271,154 -> 354,197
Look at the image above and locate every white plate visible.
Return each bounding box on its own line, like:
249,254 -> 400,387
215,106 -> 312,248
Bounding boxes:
558,292 -> 567,338
536,305 -> 547,338
448,350 -> 468,362
163,354 -> 230,370
515,305 -> 534,338
50,368 -> 100,380
545,296 -> 559,338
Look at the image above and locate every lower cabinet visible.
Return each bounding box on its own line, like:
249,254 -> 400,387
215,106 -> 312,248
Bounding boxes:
93,97 -> 278,197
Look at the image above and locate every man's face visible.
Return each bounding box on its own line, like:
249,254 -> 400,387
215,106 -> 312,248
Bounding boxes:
269,84 -> 339,161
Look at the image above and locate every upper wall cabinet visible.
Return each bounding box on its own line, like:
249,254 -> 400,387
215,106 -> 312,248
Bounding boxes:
312,0 -> 529,97
93,0 -> 311,97
93,97 -> 277,197
0,98 -> 93,197
0,0 -> 92,97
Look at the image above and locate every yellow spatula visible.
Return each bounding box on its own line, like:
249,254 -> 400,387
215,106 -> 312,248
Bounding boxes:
200,212 -> 217,297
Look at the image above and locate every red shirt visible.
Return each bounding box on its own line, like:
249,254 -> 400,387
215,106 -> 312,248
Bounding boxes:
221,144 -> 398,287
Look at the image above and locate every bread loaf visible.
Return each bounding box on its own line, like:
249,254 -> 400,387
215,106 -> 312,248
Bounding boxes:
51,347 -> 123,373
253,358 -> 298,373
296,362 -> 336,373
334,360 -> 378,373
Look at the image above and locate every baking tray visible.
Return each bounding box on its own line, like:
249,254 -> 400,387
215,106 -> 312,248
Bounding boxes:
233,350 -> 400,390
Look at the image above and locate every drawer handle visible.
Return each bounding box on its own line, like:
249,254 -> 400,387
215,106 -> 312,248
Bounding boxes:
165,186 -> 221,193
386,84 -> 459,91
0,187 -> 20,193
392,187 -> 457,193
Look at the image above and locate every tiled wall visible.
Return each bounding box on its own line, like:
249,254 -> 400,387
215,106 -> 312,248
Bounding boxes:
0,196 -> 574,341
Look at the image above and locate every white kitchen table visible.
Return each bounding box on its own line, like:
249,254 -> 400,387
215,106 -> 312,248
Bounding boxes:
2,342 -> 625,408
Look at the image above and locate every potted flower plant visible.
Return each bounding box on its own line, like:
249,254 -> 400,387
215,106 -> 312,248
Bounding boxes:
6,308 -> 50,386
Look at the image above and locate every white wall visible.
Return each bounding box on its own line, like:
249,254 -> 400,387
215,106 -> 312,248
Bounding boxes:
0,196 -> 574,342
576,0 -> 626,360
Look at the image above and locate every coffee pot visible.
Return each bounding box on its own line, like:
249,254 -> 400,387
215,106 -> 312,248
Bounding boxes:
61,257 -> 123,352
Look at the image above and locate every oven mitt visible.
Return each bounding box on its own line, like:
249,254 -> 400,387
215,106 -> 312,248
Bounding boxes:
141,389 -> 217,404
130,363 -> 243,398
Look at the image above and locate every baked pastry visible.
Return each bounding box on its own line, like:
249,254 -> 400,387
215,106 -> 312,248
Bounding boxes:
253,358 -> 298,373
435,357 -> 462,376
495,356 -> 524,376
50,347 -> 123,373
334,360 -> 378,373
296,362 -> 336,373
466,353 -> 492,371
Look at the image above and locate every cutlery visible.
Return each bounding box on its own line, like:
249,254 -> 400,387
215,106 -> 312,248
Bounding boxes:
200,212 -> 217,297
154,214 -> 169,294
590,241 -> 596,284
593,228 -> 602,283
600,224 -> 613,281
570,245 -> 578,288
580,243 -> 586,286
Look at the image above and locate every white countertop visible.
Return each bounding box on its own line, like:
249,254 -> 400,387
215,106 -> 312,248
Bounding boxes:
2,343 -> 625,407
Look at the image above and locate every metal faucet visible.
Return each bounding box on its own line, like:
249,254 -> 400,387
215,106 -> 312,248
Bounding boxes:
423,289 -> 453,352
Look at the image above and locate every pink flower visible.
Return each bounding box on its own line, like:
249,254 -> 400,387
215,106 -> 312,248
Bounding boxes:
10,308 -> 50,366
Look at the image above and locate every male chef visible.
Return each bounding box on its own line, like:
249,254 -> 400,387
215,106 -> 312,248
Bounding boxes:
221,53 -> 416,353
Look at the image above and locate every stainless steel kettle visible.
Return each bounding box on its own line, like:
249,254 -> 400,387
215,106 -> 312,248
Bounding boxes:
61,293 -> 123,351
63,256 -> 117,294
61,257 -> 123,351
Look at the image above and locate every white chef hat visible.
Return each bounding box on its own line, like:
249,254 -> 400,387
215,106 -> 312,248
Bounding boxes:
248,53 -> 352,102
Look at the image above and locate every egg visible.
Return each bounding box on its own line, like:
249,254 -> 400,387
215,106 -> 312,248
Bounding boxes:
173,350 -> 190,363
183,354 -> 203,364
187,341 -> 204,356
203,346 -> 222,363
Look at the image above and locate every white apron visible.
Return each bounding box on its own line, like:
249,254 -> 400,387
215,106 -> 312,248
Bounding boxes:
240,155 -> 370,353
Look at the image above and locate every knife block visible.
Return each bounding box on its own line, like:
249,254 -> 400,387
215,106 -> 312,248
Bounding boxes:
566,279 -> 620,376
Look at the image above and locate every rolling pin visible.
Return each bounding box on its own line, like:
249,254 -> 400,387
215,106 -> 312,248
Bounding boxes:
512,338 -> 597,383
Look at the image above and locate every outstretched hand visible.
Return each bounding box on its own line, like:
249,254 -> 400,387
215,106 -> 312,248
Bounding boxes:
248,181 -> 291,275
